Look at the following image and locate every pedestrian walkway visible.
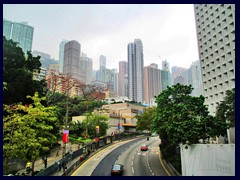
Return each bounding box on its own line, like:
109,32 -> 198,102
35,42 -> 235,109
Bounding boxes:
16,142 -> 81,176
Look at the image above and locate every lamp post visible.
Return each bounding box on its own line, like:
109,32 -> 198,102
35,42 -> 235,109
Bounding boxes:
62,76 -> 70,173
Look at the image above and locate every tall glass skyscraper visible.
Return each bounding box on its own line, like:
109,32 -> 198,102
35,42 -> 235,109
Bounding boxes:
59,39 -> 68,73
3,19 -> 34,54
128,39 -> 144,103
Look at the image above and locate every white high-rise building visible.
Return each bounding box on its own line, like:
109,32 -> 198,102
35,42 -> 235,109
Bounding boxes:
80,53 -> 93,84
59,39 -> 68,73
128,39 -> 144,103
99,55 -> 106,82
194,4 -> 235,115
118,61 -> 128,97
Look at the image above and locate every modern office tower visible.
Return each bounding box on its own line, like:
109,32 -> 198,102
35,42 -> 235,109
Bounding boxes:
63,40 -> 83,82
161,60 -> 171,90
113,70 -> 119,97
80,53 -> 93,84
194,4 -> 235,115
144,63 -> 162,104
99,55 -> 107,82
189,61 -> 203,97
86,58 -> 93,84
128,39 -> 144,103
59,40 -> 69,73
96,70 -> 101,81
171,66 -> 188,85
118,61 -> 128,97
3,19 -> 34,54
92,70 -> 97,81
102,68 -> 118,97
173,75 -> 185,85
162,60 -> 170,71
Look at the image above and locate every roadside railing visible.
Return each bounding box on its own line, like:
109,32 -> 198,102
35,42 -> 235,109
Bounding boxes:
35,133 -> 142,176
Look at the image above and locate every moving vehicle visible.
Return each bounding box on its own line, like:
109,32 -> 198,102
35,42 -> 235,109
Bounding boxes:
111,164 -> 124,176
141,144 -> 148,151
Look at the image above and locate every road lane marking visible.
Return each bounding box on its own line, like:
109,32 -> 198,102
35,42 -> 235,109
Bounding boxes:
71,137 -> 144,176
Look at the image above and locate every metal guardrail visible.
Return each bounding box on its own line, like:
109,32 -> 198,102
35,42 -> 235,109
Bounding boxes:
35,135 -> 116,176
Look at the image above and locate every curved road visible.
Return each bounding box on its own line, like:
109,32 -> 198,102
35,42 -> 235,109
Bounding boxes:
71,136 -> 169,176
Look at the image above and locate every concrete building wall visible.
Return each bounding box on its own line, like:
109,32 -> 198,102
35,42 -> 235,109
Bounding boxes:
194,4 -> 235,115
63,40 -> 84,82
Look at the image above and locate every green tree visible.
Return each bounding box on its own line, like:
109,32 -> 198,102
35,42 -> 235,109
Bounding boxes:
68,121 -> 85,142
82,114 -> 109,138
3,36 -> 45,105
152,84 -> 230,171
215,88 -> 235,127
135,107 -> 156,131
3,92 -> 59,174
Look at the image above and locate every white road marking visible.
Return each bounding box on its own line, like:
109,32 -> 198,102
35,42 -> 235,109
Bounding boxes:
132,167 -> 134,174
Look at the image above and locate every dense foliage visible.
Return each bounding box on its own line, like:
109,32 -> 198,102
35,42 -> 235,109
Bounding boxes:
135,107 -> 156,131
3,93 -> 59,174
215,88 -> 235,127
3,36 -> 46,105
82,114 -> 109,138
152,84 -> 230,172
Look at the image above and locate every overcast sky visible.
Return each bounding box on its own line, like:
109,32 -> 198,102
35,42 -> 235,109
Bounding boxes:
3,4 -> 199,71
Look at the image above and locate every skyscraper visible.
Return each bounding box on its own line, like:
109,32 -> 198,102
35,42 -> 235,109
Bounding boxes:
59,39 -> 68,73
161,60 -> 171,90
3,19 -> 34,54
189,61 -> 203,97
99,55 -> 106,82
194,4 -> 235,115
63,40 -> 82,82
118,61 -> 128,97
80,53 -> 93,84
171,66 -> 188,85
144,63 -> 162,104
128,39 -> 144,103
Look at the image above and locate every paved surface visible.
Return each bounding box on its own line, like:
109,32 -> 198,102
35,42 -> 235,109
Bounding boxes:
16,136 -> 174,176
17,142 -> 81,175
71,138 -> 144,176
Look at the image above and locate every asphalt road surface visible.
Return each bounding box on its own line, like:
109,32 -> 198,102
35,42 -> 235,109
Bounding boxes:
71,136 -> 169,176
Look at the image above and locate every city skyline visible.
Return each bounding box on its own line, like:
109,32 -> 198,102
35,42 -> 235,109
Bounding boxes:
3,4 -> 199,71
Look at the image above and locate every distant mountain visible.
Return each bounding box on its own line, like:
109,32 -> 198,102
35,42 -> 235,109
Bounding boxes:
32,51 -> 58,69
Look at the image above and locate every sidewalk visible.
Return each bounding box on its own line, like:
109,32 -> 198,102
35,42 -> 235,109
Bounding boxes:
17,142 -> 81,176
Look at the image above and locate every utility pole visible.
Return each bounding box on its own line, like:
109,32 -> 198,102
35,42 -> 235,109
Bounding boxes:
62,76 -> 70,173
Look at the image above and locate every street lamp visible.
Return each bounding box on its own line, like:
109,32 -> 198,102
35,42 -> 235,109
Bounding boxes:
62,76 -> 70,173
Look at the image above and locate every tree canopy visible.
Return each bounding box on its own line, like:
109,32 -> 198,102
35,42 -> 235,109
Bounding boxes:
152,84 -> 231,172
135,107 -> 156,131
82,114 -> 109,138
3,92 -> 59,173
3,36 -> 46,105
152,84 -> 230,146
215,88 -> 235,127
